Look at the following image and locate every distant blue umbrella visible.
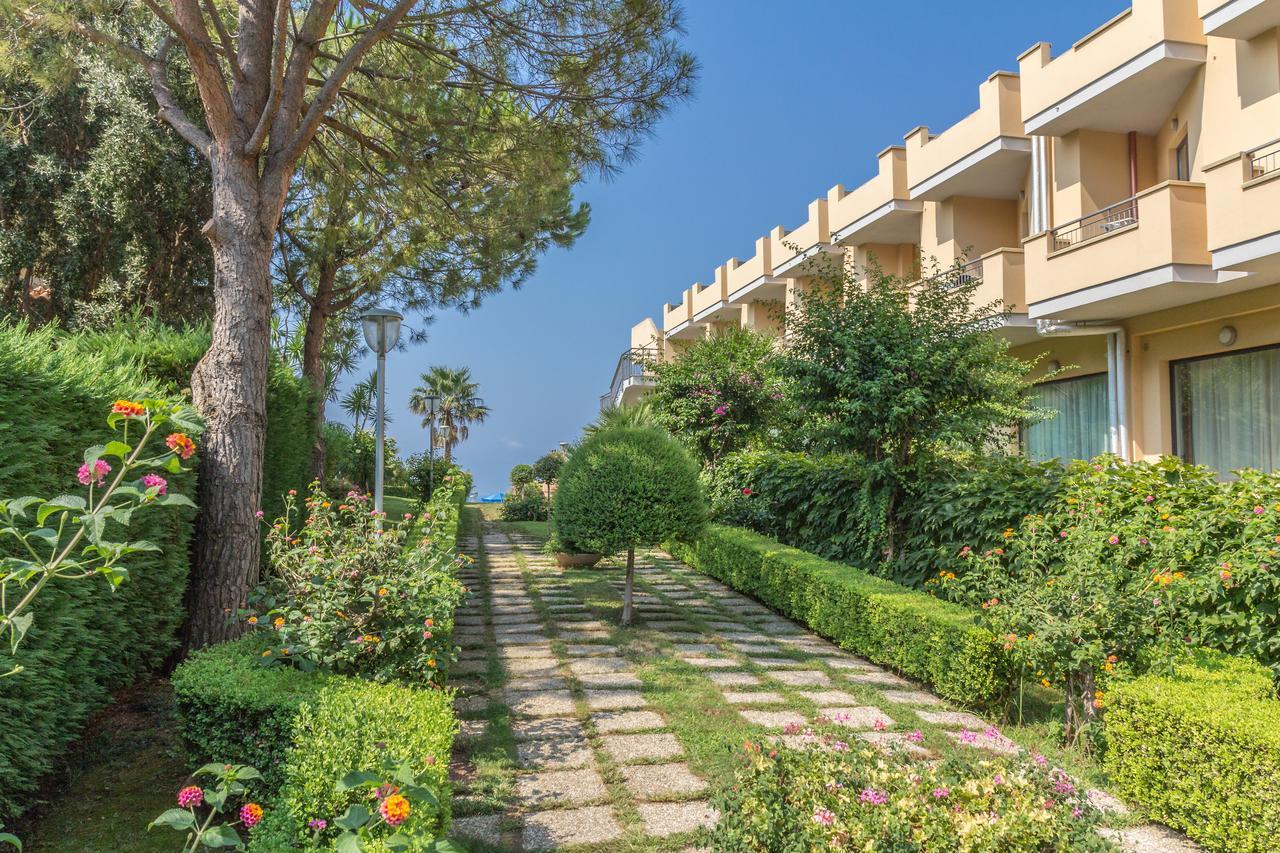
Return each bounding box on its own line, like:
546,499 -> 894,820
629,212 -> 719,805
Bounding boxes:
478,492 -> 506,503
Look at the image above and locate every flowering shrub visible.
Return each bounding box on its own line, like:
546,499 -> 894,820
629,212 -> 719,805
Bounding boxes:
946,455 -> 1280,742
149,762 -> 263,851
308,757 -> 460,852
0,399 -> 199,676
244,483 -> 467,683
712,740 -> 1109,851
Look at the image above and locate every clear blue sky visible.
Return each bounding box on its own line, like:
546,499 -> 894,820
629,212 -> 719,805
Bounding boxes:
338,0 -> 1129,496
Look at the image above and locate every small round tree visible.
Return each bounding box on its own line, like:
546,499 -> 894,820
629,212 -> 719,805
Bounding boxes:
509,463 -> 535,491
553,426 -> 707,625
532,451 -> 565,498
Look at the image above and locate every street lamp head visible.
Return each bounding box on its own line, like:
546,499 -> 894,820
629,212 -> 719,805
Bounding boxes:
359,307 -> 403,355
424,393 -> 440,416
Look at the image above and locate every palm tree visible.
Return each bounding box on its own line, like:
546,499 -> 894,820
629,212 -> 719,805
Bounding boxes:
409,366 -> 489,463
340,371 -> 393,433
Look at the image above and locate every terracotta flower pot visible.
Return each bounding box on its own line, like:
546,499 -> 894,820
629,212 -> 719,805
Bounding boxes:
554,552 -> 604,568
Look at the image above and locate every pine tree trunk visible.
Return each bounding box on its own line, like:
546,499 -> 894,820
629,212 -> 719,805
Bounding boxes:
622,548 -> 635,626
302,262 -> 335,481
184,161 -> 273,651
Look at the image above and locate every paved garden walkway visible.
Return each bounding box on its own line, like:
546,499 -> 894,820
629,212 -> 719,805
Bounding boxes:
444,520 -> 1195,852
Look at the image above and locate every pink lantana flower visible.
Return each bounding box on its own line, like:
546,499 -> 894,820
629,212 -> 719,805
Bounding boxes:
78,458 -> 110,486
142,473 -> 168,495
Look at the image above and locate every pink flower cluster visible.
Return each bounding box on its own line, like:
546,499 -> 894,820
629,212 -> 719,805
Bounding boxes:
77,459 -> 110,486
859,787 -> 888,806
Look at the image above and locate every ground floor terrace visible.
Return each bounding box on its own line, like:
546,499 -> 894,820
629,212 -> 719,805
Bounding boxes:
442,509 -> 1195,852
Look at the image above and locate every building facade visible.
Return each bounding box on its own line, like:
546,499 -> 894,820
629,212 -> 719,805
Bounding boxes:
601,0 -> 1280,475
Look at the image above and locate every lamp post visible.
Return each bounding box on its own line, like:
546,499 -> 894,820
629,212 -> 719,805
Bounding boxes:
359,307 -> 403,515
423,394 -> 440,500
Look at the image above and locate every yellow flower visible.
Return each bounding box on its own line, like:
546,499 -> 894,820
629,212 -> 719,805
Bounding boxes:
1041,678 -> 1051,688
247,616 -> 258,625
378,587 -> 388,596
273,617 -> 285,628
261,649 -> 271,657
427,659 -> 437,668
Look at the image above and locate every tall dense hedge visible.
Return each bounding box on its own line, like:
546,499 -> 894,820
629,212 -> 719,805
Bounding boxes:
704,450 -> 1062,587
0,322 -> 199,821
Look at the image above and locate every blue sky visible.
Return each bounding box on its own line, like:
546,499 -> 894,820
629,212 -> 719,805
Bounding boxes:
338,0 -> 1129,496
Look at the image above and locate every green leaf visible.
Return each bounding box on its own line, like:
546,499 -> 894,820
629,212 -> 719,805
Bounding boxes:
0,830 -> 21,850
430,841 -> 466,853
37,495 -> 86,527
233,766 -> 262,782
83,445 -> 106,466
384,832 -> 411,851
335,832 -> 363,853
335,771 -> 382,792
149,808 -> 196,831
335,803 -> 371,831
159,493 -> 196,509
193,762 -> 228,777
4,497 -> 44,519
166,455 -> 182,473
102,441 -> 132,460
198,825 -> 242,848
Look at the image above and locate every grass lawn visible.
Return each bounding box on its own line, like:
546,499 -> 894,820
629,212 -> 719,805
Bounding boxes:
383,493 -> 421,519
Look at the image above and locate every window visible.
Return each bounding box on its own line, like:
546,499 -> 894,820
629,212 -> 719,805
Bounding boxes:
1175,136 -> 1190,182
1173,345 -> 1280,475
1023,373 -> 1109,462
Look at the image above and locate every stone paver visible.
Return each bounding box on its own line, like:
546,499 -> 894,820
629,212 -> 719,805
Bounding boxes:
707,671 -> 762,687
880,689 -> 945,706
506,689 -> 576,717
592,709 -> 667,733
522,805 -> 622,851
917,710 -> 988,728
769,670 -> 832,687
567,657 -> 632,675
512,717 -> 587,742
723,690 -> 786,705
576,672 -> 644,689
602,732 -> 684,763
636,801 -> 720,837
517,736 -> 594,770
821,707 -> 893,729
449,815 -> 504,846
622,762 -> 708,798
585,689 -> 649,711
739,709 -> 807,729
516,767 -> 608,807
798,689 -> 860,705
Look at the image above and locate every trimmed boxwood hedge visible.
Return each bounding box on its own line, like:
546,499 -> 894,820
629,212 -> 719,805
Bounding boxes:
1104,651 -> 1280,852
670,525 -> 1011,707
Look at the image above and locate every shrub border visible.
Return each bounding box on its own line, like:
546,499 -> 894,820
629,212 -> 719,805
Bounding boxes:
670,524 -> 1010,706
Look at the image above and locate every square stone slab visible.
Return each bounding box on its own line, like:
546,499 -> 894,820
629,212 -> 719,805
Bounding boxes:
506,690 -> 577,717
586,689 -> 649,711
845,670 -> 911,687
451,660 -> 489,676
601,732 -> 683,763
858,730 -> 934,759
592,710 -> 666,733
505,658 -> 561,678
454,695 -> 488,714
917,710 -> 988,728
508,676 -> 570,692
723,691 -> 786,705
622,762 -> 708,798
636,801 -> 721,837
679,656 -> 741,669
826,658 -> 879,671
706,671 -> 762,687
820,707 -> 894,729
798,690 -> 860,706
512,717 -> 587,742
493,622 -> 544,635
753,657 -> 807,669
500,644 -> 554,660
517,736 -> 594,770
945,728 -> 1020,755
516,768 -> 608,808
673,643 -> 721,655
568,657 -> 632,676
881,689 -> 945,706
738,709 -> 807,729
770,670 -> 832,687
522,805 -> 621,851
449,814 -> 503,847
577,672 -> 644,689
565,644 -> 617,656
497,633 -> 551,646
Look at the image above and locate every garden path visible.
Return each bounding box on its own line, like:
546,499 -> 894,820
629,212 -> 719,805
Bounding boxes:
444,520 -> 1195,852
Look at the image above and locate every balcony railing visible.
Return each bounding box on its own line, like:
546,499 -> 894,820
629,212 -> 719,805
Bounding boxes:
924,257 -> 984,290
600,347 -> 658,410
1050,196 -> 1139,251
1249,141 -> 1280,181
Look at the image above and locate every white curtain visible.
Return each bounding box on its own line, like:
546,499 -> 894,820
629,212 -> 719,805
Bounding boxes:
1025,373 -> 1109,462
1174,347 -> 1280,476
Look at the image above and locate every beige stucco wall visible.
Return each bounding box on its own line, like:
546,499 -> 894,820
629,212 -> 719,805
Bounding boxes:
922,197 -> 1021,267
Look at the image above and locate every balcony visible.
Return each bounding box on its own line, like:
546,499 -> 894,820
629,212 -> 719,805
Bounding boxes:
690,265 -> 730,323
662,290 -> 695,338
1018,0 -> 1206,137
829,146 -> 924,247
920,249 -> 1034,340
1205,138 -> 1280,277
1024,181 -> 1219,320
1200,0 -> 1280,40
600,348 -> 658,411
726,236 -> 787,305
905,71 -> 1031,202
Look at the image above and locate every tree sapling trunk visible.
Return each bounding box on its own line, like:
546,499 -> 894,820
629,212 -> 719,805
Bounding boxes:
622,547 -> 635,627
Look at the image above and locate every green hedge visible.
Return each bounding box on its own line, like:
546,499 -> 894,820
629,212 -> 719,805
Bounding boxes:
1104,651 -> 1280,852
0,322 -> 198,822
671,525 -> 1010,706
703,450 -> 1062,587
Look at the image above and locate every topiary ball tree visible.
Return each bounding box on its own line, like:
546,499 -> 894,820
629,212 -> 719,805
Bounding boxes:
553,426 -> 707,625
510,464 -> 535,489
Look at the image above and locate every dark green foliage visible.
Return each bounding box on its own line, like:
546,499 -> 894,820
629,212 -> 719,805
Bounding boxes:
404,454 -> 458,503
509,464 -> 535,488
553,426 -> 706,555
0,321 -> 197,821
648,327 -> 789,467
531,452 -> 564,489
1104,651 -> 1280,852
500,492 -> 548,521
170,635 -> 329,792
704,450 -> 1062,587
670,525 -> 1010,707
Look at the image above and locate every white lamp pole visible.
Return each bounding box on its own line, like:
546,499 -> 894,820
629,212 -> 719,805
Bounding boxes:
359,307 -> 403,515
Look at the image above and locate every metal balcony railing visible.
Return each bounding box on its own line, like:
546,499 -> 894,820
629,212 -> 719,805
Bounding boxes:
1050,196 -> 1139,251
1249,142 -> 1280,181
925,257 -> 984,290
600,347 -> 658,410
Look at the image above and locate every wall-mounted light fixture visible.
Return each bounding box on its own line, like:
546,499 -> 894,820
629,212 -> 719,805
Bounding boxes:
1218,325 -> 1238,347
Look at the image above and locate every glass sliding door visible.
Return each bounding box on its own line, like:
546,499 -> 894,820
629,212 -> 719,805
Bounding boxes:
1023,373 -> 1109,462
1173,345 -> 1280,476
